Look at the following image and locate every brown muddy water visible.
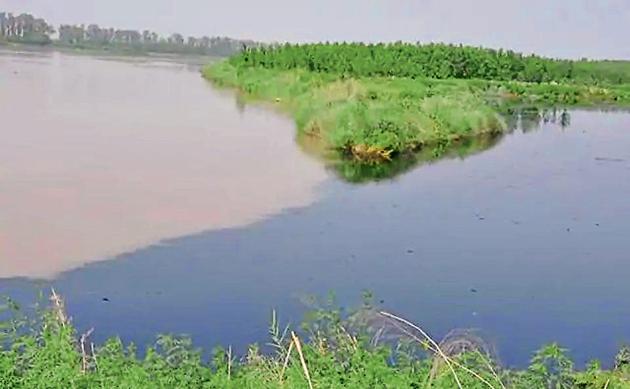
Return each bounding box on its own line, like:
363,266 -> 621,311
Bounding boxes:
0,49 -> 327,278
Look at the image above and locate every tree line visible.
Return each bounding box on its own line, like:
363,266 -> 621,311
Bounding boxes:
0,12 -> 54,44
1,11 -> 259,57
231,42 -> 630,85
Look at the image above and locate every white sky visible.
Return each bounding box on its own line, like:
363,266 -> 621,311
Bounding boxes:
1,0 -> 629,59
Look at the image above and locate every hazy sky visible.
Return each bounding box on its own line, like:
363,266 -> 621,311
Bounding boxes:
2,0 -> 629,59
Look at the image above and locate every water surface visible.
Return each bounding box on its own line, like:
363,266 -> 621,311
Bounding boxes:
1,50 -> 630,368
0,49 -> 328,278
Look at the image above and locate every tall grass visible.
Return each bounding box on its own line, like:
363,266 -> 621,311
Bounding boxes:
204,62 -> 509,162
1,293 -> 630,388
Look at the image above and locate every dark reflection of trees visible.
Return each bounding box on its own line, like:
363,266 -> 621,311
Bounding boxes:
235,94 -> 247,114
520,107 -> 543,132
501,107 -> 572,132
324,107 -> 576,184
327,133 -> 504,184
560,110 -> 571,128
502,108 -> 520,131
510,107 -> 571,133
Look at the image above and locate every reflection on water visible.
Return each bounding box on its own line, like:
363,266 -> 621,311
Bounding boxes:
1,109 -> 625,368
0,49 -> 329,279
327,134 -> 504,183
513,107 -> 572,131
315,109 -> 571,184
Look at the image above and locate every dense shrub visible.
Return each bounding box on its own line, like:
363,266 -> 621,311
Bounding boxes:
230,42 -> 630,85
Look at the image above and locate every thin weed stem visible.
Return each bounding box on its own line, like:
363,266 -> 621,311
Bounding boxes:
291,331 -> 314,389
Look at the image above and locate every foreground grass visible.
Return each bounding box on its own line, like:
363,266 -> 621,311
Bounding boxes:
2,294 -> 630,388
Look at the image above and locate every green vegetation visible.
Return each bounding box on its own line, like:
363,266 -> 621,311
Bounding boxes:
204,62 -> 506,162
231,43 -> 630,85
0,11 -> 258,57
203,43 -> 630,164
0,12 -> 53,45
313,107 -> 572,182
2,293 -> 630,388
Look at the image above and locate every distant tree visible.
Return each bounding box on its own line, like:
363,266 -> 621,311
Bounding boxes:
169,33 -> 184,45
113,30 -> 141,44
0,12 -> 6,37
86,24 -> 106,43
2,9 -> 258,56
0,12 -> 53,43
59,24 -> 86,44
200,36 -> 211,48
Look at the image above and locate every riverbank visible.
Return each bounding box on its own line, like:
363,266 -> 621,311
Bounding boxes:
0,41 -> 223,64
1,294 -> 629,388
202,43 -> 630,162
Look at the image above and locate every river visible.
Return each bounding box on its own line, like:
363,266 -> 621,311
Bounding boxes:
1,48 -> 629,367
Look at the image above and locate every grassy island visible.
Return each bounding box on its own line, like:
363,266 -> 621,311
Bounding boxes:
203,43 -> 630,162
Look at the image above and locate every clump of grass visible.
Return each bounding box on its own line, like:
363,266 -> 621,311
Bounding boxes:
204,62 -> 509,162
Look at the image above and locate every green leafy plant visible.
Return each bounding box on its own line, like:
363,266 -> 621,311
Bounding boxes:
2,293 -> 630,388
